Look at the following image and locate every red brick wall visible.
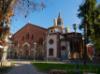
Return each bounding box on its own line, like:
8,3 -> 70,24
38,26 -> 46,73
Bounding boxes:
12,23 -> 47,49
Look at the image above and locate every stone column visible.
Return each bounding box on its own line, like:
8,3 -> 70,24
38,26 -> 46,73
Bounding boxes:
66,41 -> 71,59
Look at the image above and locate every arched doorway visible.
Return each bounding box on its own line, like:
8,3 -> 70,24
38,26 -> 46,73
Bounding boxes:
22,43 -> 30,59
61,46 -> 67,60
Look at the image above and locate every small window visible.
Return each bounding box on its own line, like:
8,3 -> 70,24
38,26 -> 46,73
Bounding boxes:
31,34 -> 34,40
26,33 -> 29,40
49,48 -> 53,56
38,38 -> 43,45
51,30 -> 53,33
49,39 -> 54,44
14,41 -> 18,46
22,36 -> 24,41
61,46 -> 66,50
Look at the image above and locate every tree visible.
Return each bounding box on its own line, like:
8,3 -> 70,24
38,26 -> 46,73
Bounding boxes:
91,4 -> 100,56
78,0 -> 97,64
78,0 -> 96,35
0,0 -> 15,61
0,0 -> 45,61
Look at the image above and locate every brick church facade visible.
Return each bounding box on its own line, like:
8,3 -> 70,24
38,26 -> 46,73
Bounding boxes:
9,23 -> 47,59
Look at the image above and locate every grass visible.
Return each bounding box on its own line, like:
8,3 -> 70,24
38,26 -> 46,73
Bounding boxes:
0,66 -> 12,74
33,63 -> 100,74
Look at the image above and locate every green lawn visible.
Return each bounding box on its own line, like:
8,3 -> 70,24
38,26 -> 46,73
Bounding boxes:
0,66 -> 12,74
33,63 -> 100,74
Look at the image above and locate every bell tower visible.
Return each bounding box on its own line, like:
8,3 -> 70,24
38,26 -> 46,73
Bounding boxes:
57,13 -> 64,29
48,13 -> 64,33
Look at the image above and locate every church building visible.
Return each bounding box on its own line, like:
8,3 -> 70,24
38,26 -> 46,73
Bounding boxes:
9,13 -> 83,60
9,23 -> 47,59
46,13 -> 83,60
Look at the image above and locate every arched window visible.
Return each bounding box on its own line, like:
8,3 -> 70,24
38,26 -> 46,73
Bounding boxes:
23,44 -> 29,56
26,33 -> 29,40
61,46 -> 66,50
31,34 -> 34,40
38,38 -> 43,45
22,36 -> 24,41
14,40 -> 18,46
49,48 -> 54,56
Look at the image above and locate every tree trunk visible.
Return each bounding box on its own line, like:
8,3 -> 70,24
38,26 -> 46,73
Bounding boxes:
1,45 -> 8,61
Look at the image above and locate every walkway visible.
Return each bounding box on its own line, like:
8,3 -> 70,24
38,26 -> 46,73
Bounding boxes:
6,61 -> 47,74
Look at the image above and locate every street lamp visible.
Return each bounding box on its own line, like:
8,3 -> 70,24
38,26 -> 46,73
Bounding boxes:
33,42 -> 37,62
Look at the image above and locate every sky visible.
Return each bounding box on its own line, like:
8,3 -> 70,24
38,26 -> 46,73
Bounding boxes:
11,0 -> 100,34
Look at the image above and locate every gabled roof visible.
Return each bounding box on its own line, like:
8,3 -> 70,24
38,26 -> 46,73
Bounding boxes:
28,23 -> 47,30
13,23 -> 47,37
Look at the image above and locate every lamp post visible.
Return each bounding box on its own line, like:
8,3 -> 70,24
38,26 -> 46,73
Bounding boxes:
33,42 -> 37,62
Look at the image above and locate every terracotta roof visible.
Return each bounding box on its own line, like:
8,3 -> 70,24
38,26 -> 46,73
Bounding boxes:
28,23 -> 47,30
13,23 -> 47,37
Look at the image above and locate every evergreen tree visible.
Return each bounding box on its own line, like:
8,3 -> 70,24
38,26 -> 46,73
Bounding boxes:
78,0 -> 97,63
78,0 -> 100,60
91,4 -> 100,56
78,0 -> 96,36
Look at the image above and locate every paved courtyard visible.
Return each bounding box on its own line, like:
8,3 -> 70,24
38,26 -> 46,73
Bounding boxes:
6,60 -> 47,74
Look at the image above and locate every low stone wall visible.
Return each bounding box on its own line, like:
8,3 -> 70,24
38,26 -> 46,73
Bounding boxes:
0,61 -> 12,67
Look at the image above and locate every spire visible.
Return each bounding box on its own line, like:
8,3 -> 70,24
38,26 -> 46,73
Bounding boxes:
57,12 -> 62,26
58,12 -> 61,18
